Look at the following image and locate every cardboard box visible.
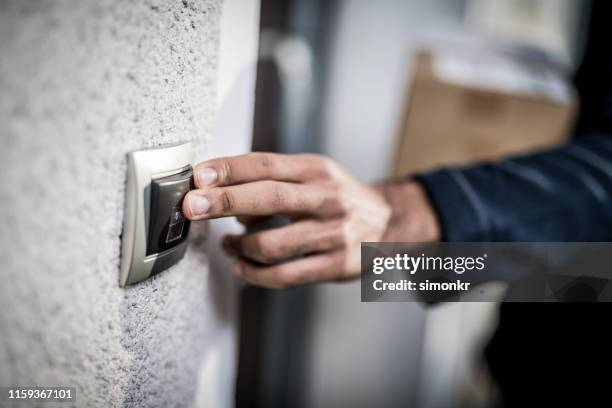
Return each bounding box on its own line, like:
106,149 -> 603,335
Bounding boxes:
394,50 -> 577,176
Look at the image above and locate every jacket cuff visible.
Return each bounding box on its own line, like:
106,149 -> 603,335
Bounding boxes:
415,169 -> 490,242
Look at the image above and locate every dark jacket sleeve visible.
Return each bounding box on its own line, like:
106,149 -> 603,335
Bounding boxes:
417,3 -> 612,242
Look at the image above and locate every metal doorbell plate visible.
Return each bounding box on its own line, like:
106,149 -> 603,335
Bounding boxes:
120,142 -> 194,287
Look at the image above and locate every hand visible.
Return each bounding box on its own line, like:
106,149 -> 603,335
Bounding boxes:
183,153 -> 440,288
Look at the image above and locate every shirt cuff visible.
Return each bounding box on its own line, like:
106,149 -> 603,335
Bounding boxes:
415,169 -> 491,242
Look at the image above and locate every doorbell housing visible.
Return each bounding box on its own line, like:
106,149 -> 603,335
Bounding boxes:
120,142 -> 194,287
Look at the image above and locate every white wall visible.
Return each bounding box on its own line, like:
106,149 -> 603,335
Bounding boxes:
0,0 -> 259,406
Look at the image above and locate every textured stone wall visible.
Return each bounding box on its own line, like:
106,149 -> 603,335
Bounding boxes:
0,0 -> 238,406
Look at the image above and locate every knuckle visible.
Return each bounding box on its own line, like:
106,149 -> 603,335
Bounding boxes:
257,230 -> 311,262
219,189 -> 235,214
318,156 -> 337,180
318,154 -> 334,169
297,153 -> 335,180
219,160 -> 233,184
318,187 -> 346,216
270,182 -> 289,210
290,240 -> 309,256
252,236 -> 279,263
255,152 -> 275,170
307,221 -> 346,251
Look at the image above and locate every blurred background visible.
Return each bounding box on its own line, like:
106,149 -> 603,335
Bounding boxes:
236,0 -> 591,407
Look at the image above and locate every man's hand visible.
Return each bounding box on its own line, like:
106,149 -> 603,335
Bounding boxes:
183,153 -> 440,288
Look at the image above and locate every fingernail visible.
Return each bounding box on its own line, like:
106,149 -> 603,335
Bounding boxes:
188,195 -> 210,217
197,167 -> 218,186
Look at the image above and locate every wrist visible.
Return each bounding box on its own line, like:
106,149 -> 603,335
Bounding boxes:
374,180 -> 441,242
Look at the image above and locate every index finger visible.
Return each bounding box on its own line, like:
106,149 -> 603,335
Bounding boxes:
193,152 -> 331,188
